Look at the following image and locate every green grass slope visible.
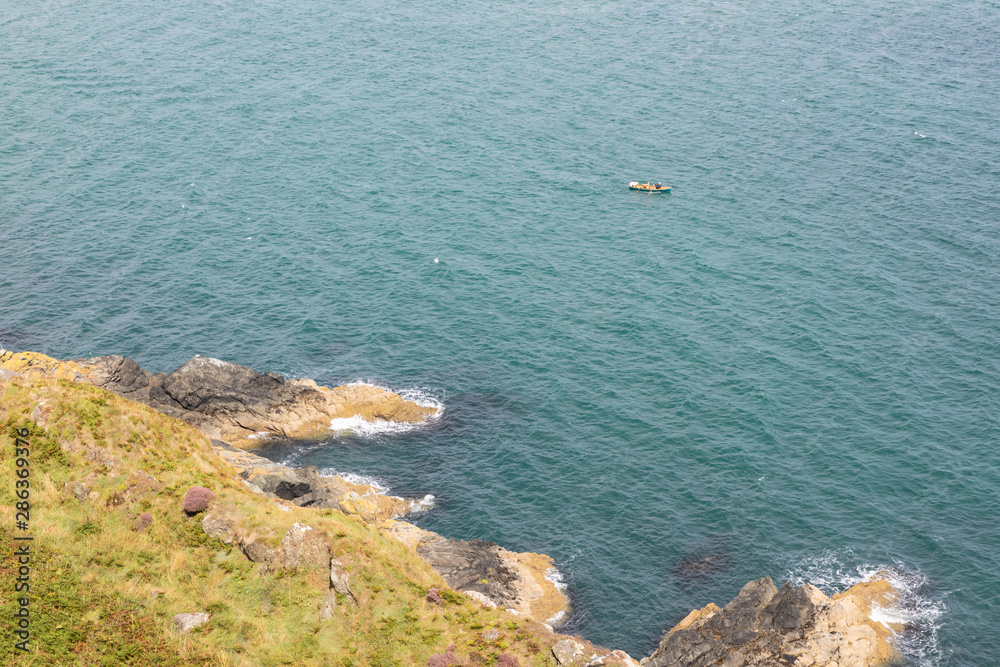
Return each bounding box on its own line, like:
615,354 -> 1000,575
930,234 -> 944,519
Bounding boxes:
1,378 -> 576,667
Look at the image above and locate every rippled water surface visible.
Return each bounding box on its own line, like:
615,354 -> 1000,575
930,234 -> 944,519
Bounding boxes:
4,0 -> 1000,663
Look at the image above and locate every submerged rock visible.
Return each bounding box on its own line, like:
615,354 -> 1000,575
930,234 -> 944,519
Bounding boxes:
641,576 -> 902,667
673,553 -> 730,581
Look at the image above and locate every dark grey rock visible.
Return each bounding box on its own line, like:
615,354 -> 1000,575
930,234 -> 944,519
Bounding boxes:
249,469 -> 311,500
703,577 -> 778,646
416,537 -> 520,608
772,582 -> 821,630
644,577 -> 786,667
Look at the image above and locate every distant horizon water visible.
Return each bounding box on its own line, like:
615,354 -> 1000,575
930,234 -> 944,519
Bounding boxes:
4,0 -> 999,663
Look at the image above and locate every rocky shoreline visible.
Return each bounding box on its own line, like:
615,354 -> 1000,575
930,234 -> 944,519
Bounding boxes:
0,349 -> 907,666
0,351 -> 571,628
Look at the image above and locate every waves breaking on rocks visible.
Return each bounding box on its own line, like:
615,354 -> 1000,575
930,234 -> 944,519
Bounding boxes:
785,553 -> 946,666
325,382 -> 444,436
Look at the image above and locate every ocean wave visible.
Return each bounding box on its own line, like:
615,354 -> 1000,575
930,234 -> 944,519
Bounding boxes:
785,552 -> 945,666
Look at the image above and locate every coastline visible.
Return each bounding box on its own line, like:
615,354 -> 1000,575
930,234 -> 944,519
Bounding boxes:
0,349 -> 907,666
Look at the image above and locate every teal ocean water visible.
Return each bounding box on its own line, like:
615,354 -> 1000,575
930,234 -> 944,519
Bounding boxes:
3,0 -> 999,662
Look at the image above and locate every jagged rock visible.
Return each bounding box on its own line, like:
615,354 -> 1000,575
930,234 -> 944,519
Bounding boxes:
209,443 -> 413,522
79,355 -> 152,398
339,491 -> 379,523
251,469 -> 311,500
381,518 -> 436,548
278,523 -> 329,569
641,577 -> 902,667
293,466 -> 357,507
210,440 -> 311,499
0,351 -> 93,383
73,354 -> 437,445
552,638 -> 585,665
417,537 -> 519,603
172,612 -> 210,634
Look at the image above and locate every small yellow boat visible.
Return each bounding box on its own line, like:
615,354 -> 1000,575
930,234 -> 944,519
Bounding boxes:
629,181 -> 671,193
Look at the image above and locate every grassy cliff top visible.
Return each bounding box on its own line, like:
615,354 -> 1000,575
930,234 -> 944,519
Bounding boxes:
1,376 -> 594,667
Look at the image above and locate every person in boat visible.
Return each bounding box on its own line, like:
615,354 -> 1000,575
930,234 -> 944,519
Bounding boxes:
656,182 -> 662,189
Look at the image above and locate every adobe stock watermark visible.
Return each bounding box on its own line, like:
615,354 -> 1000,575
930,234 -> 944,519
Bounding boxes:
12,426 -> 32,653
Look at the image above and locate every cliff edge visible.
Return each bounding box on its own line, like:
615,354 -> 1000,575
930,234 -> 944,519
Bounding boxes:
0,350 -> 437,447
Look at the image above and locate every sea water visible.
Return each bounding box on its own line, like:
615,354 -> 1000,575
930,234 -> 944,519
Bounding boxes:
3,0 -> 999,663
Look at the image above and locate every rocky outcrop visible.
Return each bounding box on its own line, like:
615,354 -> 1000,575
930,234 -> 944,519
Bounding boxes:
642,576 -> 902,667
208,439 -> 415,522
0,351 -> 437,446
278,523 -> 330,569
382,519 -> 572,625
392,528 -> 570,625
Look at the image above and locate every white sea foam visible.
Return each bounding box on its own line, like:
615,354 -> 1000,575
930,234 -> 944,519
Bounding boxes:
786,553 -> 945,667
408,494 -> 436,513
315,468 -> 433,517
328,414 -> 424,436
326,382 -> 444,436
545,566 -> 568,591
247,431 -> 275,441
546,610 -> 566,626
